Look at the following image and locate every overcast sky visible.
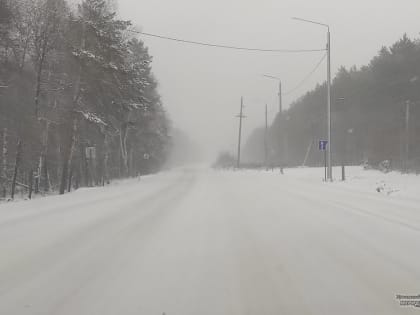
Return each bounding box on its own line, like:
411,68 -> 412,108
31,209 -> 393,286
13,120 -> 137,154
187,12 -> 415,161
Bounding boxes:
116,0 -> 420,160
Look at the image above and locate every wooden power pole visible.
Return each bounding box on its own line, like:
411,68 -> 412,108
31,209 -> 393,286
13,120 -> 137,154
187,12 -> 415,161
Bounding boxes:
264,104 -> 268,168
236,97 -> 245,168
405,100 -> 410,173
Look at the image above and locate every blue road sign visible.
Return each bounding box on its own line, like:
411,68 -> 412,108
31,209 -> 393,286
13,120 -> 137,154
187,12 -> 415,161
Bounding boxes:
319,140 -> 328,151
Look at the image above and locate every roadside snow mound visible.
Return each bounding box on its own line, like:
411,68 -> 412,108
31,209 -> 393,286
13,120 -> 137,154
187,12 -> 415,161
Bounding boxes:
375,180 -> 400,195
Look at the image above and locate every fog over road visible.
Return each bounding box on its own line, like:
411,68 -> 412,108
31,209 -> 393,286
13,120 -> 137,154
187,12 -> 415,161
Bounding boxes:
0,168 -> 419,314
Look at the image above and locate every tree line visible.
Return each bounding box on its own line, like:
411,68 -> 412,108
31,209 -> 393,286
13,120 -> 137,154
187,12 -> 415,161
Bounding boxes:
244,34 -> 420,172
0,0 -> 171,199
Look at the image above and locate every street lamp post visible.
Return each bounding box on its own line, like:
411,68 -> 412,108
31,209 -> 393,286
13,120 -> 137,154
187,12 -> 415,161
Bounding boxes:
262,75 -> 282,114
263,75 -> 287,168
293,17 -> 332,181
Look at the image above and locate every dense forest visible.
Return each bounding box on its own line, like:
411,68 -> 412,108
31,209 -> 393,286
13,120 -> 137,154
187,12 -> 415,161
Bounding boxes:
244,34 -> 420,172
0,0 -> 171,199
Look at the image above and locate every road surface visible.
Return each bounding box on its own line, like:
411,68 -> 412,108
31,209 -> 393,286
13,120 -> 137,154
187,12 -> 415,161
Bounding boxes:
0,167 -> 419,314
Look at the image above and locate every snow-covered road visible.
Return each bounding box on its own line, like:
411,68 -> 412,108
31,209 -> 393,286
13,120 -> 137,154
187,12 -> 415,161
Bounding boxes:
0,167 -> 419,314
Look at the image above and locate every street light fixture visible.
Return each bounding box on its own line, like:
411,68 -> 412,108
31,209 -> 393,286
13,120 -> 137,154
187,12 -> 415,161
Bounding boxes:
262,75 -> 282,114
292,17 -> 332,181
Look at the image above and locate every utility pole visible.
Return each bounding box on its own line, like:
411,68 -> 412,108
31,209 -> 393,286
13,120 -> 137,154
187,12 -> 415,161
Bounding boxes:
236,97 -> 245,168
278,81 -> 282,114
264,104 -> 268,168
262,75 -> 282,114
327,27 -> 332,181
262,75 -> 282,168
293,17 -> 332,181
405,100 -> 410,173
2,128 -> 7,198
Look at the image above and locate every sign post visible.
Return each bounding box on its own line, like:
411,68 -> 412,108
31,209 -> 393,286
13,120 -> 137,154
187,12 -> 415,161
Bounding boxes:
319,140 -> 328,182
85,146 -> 96,187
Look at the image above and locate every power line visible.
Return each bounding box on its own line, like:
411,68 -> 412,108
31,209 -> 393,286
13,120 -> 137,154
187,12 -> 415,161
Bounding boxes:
127,30 -> 326,53
284,52 -> 327,96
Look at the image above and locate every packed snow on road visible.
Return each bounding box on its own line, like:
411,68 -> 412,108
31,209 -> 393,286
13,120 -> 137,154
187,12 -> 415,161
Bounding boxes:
0,166 -> 419,315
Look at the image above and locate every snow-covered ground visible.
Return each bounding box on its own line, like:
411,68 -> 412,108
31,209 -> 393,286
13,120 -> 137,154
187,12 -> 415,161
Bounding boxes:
0,166 -> 419,314
284,165 -> 420,198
